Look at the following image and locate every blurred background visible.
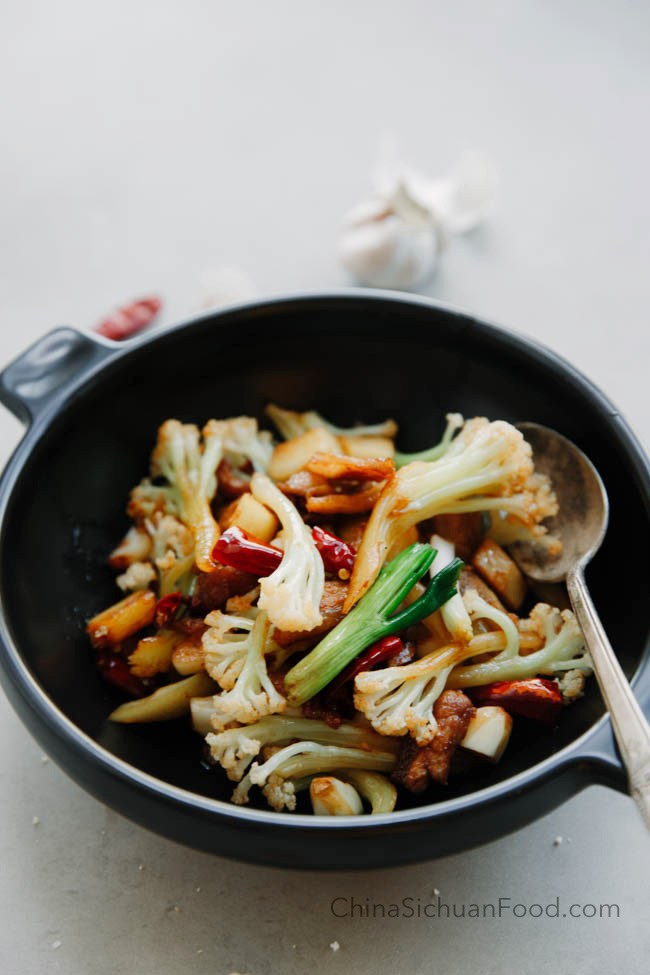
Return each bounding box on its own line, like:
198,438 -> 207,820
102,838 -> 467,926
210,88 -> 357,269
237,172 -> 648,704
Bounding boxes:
1,1 -> 649,972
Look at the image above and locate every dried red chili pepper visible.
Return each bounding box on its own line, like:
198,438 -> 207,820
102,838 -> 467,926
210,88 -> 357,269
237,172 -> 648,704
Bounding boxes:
469,678 -> 563,725
154,591 -> 183,627
96,652 -> 148,698
212,526 -> 283,577
311,526 -> 355,577
95,296 -> 162,341
328,635 -> 404,693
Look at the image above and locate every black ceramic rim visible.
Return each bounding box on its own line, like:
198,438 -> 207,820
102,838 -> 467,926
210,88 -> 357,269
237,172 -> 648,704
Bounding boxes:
0,289 -> 648,832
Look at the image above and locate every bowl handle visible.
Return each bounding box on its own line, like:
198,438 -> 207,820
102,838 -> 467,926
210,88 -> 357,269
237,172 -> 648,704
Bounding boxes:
0,328 -> 118,426
576,678 -> 650,797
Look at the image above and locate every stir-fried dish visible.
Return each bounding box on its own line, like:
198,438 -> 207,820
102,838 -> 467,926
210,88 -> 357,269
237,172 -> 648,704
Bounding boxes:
87,406 -> 592,816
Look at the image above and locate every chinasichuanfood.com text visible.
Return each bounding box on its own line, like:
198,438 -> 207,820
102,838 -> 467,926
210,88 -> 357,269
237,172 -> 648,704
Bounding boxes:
330,897 -> 620,920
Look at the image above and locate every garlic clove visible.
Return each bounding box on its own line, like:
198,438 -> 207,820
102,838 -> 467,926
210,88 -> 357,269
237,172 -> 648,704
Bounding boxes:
310,776 -> 363,815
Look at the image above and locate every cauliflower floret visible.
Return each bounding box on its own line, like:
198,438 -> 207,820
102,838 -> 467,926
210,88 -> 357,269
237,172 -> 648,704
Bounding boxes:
262,772 -> 297,812
346,417 -> 558,612
143,512 -> 195,595
203,609 -> 259,690
353,642 -> 474,745
394,412 -> 464,467
557,668 -> 586,702
209,610 -> 287,729
225,586 -> 261,614
265,403 -> 398,441
232,739 -> 396,806
205,723 -> 268,782
487,509 -> 562,555
205,714 -> 396,786
203,599 -> 287,704
116,561 -> 156,592
147,513 -> 194,571
108,526 -> 152,569
222,416 -> 274,472
462,590 -> 520,658
250,473 -> 324,632
150,419 -> 227,571
128,480 -> 181,522
449,603 -> 592,687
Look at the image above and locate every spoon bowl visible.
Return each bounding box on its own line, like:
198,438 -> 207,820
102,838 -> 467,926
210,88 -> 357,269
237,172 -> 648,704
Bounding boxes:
511,422 -> 609,582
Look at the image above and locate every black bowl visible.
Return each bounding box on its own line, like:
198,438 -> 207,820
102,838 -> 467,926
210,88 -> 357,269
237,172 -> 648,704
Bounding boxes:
0,291 -> 648,869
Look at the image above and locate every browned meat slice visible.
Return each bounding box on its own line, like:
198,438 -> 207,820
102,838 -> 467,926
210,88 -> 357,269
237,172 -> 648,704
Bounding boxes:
391,690 -> 475,792
272,580 -> 348,647
191,564 -> 257,614
458,567 -> 507,613
217,458 -> 252,499
426,690 -> 476,784
471,537 -> 527,611
278,470 -> 331,499
305,452 -> 395,482
430,512 -> 485,562
171,617 -> 208,638
305,482 -> 384,514
391,737 -> 431,793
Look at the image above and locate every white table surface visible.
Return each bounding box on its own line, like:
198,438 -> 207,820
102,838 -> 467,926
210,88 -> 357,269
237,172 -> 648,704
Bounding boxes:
1,2 -> 649,972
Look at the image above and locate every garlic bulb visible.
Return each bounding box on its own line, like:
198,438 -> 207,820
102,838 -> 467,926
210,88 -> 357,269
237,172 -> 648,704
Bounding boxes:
340,186 -> 440,289
339,149 -> 497,290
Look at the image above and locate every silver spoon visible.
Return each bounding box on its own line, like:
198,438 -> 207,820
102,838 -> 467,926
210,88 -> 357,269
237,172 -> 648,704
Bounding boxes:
511,422 -> 650,828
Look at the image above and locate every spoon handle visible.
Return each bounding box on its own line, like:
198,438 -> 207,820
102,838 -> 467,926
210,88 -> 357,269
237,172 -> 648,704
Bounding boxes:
567,566 -> 650,829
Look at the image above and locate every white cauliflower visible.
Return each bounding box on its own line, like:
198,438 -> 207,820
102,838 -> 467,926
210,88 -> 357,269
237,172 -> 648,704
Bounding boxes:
265,403 -> 398,441
394,412 -> 464,467
250,473 -> 324,631
557,668 -> 586,702
346,417 -> 558,612
232,740 -> 397,806
225,586 -> 261,613
222,416 -> 274,472
262,773 -> 297,812
202,608 -> 260,690
108,526 -> 152,568
206,722 -> 269,782
145,512 -> 195,595
353,642 -> 475,745
205,714 -> 391,783
116,561 -> 156,592
462,590 -> 520,658
449,603 -> 592,688
150,419 -> 226,571
209,610 -> 287,729
128,479 -> 181,522
147,513 -> 194,571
